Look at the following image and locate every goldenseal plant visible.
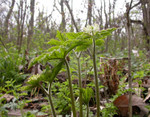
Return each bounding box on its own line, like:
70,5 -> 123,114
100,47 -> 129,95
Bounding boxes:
83,24 -> 116,117
24,27 -> 116,117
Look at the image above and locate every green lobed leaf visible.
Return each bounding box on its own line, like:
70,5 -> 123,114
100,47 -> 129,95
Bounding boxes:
99,28 -> 116,37
29,48 -> 65,69
95,39 -> 104,46
56,30 -> 66,41
76,39 -> 92,51
65,32 -> 83,40
64,40 -> 85,57
47,39 -> 63,46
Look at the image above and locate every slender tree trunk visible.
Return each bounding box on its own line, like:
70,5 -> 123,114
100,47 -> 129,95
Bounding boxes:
103,0 -> 109,52
65,0 -> 79,32
27,0 -> 35,51
100,0 -> 103,29
16,0 -> 27,53
70,0 -> 74,32
3,0 -> 15,39
126,2 -> 133,117
140,0 -> 150,51
59,0 -> 66,32
87,0 -> 92,25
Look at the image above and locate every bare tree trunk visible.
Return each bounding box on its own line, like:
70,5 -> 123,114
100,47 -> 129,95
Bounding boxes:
59,0 -> 66,32
3,0 -> 15,39
70,0 -> 74,32
140,0 -> 150,51
126,1 -> 133,117
100,0 -> 103,29
27,0 -> 35,51
87,0 -> 92,25
130,0 -> 150,51
103,0 -> 109,52
15,0 -> 27,53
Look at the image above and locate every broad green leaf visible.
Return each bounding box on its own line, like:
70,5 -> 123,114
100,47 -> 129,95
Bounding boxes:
99,28 -> 116,37
95,39 -> 104,46
48,60 -> 64,83
64,40 -> 85,57
29,48 -> 65,68
65,32 -> 83,40
56,30 -> 66,41
76,39 -> 92,51
47,39 -> 63,46
47,46 -> 60,52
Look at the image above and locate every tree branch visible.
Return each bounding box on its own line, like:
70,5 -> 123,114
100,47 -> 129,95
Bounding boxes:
130,1 -> 140,10
130,19 -> 144,25
64,0 -> 79,32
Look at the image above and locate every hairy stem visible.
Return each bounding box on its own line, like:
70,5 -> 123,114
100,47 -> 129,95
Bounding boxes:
92,38 -> 100,117
65,59 -> 76,117
76,52 -> 83,117
39,83 -> 56,117
86,103 -> 89,117
48,83 -> 56,117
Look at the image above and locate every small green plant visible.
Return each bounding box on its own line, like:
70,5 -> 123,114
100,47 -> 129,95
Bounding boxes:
101,103 -> 118,117
83,24 -> 116,116
0,80 -> 28,117
0,98 -> 8,117
51,81 -> 78,115
0,48 -> 27,86
82,87 -> 94,117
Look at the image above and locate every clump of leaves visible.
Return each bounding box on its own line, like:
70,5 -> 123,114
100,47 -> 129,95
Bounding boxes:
0,80 -> 28,117
101,103 -> 118,117
0,48 -> 27,86
82,87 -> 94,117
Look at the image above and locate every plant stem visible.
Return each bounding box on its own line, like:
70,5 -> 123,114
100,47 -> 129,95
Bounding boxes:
39,84 -> 48,95
86,103 -> 89,117
20,105 -> 24,117
65,59 -> 76,117
92,38 -> 100,117
39,83 -> 56,117
76,52 -> 83,117
48,83 -> 56,117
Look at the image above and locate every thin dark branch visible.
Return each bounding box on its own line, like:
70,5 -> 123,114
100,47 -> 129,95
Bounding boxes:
130,1 -> 140,10
130,19 -> 143,25
64,0 -> 79,32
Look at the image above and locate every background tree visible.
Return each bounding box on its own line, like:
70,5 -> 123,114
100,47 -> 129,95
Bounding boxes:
3,0 -> 15,39
14,0 -> 27,53
59,0 -> 66,32
27,0 -> 35,51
